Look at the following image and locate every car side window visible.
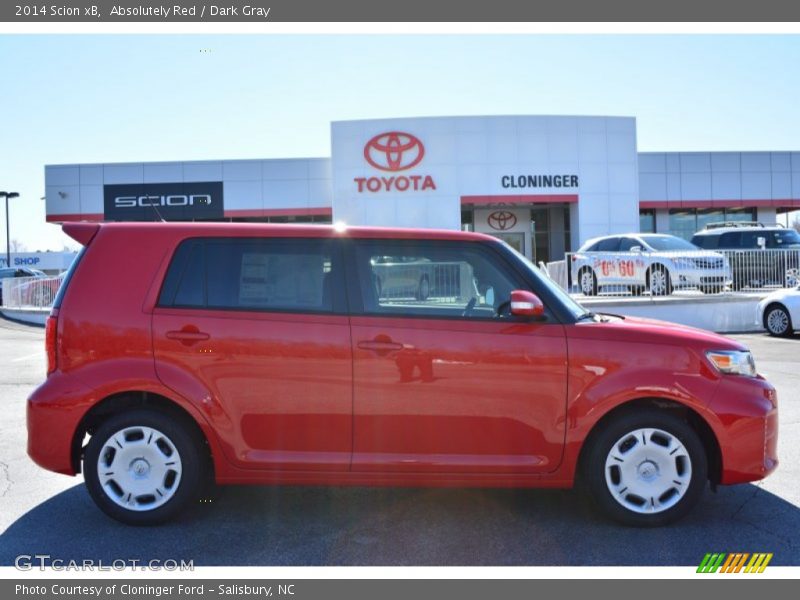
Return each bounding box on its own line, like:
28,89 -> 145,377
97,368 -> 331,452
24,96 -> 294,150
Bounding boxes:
596,237 -> 621,252
719,232 -> 741,248
693,235 -> 716,249
158,238 -> 342,313
352,241 -> 521,320
618,237 -> 640,251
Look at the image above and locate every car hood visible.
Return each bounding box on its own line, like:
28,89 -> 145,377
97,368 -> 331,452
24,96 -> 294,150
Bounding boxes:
570,313 -> 746,351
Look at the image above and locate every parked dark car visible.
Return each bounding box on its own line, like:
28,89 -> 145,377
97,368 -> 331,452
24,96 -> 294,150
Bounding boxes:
691,222 -> 800,289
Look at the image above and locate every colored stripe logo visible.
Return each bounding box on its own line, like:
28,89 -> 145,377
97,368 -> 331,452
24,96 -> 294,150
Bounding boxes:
697,552 -> 773,573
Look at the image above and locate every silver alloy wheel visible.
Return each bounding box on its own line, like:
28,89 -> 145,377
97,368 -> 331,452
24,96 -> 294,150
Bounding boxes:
580,270 -> 595,294
767,307 -> 790,335
604,427 -> 692,514
650,269 -> 668,295
96,426 -> 183,512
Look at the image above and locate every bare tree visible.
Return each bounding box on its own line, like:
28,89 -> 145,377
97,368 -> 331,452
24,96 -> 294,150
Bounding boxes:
9,239 -> 26,253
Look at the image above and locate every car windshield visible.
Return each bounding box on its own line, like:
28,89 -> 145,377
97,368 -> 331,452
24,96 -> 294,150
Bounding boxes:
639,235 -> 699,251
770,230 -> 800,247
500,242 -> 586,320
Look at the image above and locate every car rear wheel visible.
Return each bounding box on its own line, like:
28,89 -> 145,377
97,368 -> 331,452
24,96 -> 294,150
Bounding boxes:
579,268 -> 598,296
83,408 -> 206,525
629,285 -> 645,296
764,303 -> 792,337
648,265 -> 673,296
582,409 -> 707,527
699,285 -> 723,294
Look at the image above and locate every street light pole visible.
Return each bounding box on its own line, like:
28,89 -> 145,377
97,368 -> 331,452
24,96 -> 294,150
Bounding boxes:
0,192 -> 20,269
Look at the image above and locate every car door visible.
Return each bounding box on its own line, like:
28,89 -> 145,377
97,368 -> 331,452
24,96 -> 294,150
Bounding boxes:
618,237 -> 648,285
152,236 -> 352,471
345,239 -> 568,475
592,237 -> 623,286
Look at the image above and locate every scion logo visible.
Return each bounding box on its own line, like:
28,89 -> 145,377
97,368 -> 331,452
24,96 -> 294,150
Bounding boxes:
114,195 -> 211,208
364,131 -> 425,172
103,182 -> 224,221
487,210 -> 518,231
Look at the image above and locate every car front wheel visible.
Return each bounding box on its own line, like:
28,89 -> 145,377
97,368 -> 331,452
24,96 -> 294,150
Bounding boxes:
83,408 -> 206,525
648,265 -> 673,296
582,409 -> 707,527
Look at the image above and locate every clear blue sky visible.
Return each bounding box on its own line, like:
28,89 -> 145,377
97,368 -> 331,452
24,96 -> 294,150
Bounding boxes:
1,34 -> 799,251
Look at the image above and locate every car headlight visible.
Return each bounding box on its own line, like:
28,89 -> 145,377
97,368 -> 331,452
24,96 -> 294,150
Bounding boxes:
706,350 -> 758,377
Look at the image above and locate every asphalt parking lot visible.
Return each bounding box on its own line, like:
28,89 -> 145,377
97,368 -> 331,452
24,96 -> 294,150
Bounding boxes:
0,316 -> 797,567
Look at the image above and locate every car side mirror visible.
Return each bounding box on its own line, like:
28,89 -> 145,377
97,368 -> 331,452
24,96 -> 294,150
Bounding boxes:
510,290 -> 545,318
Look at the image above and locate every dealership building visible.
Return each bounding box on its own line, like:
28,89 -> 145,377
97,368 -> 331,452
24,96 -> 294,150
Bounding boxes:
44,115 -> 800,263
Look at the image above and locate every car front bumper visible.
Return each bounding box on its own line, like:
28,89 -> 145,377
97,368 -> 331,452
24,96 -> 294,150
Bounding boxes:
709,374 -> 778,485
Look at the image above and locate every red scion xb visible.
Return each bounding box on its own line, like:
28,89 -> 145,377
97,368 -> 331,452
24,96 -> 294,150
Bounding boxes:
27,222 -> 778,526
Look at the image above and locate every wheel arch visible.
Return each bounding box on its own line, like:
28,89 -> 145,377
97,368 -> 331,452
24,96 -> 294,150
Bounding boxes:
762,301 -> 790,331
575,397 -> 722,487
70,390 -> 215,477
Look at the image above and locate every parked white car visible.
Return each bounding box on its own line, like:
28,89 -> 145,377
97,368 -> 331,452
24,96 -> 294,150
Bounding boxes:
571,234 -> 732,296
756,286 -> 800,336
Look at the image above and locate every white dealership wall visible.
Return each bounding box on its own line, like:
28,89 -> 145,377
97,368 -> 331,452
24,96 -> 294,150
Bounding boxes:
331,116 -> 640,247
45,158 -> 333,221
43,115 -> 800,256
639,151 -> 800,230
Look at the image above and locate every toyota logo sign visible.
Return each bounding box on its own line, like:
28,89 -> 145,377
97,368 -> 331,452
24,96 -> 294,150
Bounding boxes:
364,131 -> 425,172
487,211 -> 518,231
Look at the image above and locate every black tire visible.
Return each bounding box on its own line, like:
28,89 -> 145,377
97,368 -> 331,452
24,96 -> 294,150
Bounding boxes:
582,409 -> 707,527
83,408 -> 207,525
415,275 -> 430,301
699,285 -> 723,294
763,303 -> 793,337
647,264 -> 673,296
578,267 -> 598,296
629,285 -> 645,296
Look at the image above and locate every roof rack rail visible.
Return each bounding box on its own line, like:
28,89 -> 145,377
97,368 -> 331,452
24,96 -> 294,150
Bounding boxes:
702,221 -> 785,230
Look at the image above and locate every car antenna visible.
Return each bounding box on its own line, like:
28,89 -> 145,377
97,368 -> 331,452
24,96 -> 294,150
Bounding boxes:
148,201 -> 167,223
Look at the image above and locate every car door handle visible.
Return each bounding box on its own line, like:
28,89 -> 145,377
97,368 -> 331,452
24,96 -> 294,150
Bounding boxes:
166,329 -> 210,345
357,340 -> 404,352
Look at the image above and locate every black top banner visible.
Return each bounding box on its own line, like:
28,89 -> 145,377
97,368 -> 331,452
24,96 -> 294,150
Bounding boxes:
103,181 -> 224,222
3,0 -> 800,22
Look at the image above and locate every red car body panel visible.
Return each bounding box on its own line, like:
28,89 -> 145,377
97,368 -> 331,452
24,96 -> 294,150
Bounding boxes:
350,316 -> 568,474
27,223 -> 778,492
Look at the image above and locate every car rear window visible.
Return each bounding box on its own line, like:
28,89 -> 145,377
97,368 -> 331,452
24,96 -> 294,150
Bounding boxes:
158,238 -> 342,313
52,248 -> 86,309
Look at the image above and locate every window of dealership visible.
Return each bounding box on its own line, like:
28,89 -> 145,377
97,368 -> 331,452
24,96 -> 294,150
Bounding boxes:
639,206 -> 793,241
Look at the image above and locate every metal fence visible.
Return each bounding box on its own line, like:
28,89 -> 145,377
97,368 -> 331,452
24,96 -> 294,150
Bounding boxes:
371,261 -> 476,306
547,249 -> 800,299
0,275 -> 65,309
